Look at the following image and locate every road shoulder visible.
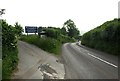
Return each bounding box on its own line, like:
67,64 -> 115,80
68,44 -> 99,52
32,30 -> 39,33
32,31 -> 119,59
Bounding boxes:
12,41 -> 65,79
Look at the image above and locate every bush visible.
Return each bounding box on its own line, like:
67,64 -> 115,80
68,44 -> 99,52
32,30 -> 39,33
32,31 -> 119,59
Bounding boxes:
1,19 -> 23,79
58,34 -> 75,44
45,28 -> 60,39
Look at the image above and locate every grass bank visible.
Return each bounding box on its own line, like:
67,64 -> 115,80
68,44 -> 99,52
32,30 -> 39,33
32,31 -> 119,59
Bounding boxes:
20,35 -> 75,55
2,48 -> 18,79
20,35 -> 62,55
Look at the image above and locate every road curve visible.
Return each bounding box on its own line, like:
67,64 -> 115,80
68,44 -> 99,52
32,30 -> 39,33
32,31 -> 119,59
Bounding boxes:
62,42 -> 118,79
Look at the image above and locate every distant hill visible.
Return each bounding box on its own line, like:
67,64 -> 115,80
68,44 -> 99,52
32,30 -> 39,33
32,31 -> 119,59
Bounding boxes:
81,18 -> 120,55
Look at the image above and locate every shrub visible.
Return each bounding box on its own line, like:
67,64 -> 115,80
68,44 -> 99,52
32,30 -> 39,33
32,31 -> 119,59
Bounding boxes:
45,28 -> 60,39
1,19 -> 23,79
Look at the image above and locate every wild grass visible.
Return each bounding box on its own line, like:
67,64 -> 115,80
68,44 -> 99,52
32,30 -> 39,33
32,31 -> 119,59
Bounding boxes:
20,35 -> 61,55
2,48 -> 18,79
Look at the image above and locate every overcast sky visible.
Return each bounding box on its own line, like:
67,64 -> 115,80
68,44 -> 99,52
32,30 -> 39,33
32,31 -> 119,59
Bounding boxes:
0,0 -> 119,34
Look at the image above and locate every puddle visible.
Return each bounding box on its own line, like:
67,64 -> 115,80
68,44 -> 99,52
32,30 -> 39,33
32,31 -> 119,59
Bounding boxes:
38,63 -> 58,79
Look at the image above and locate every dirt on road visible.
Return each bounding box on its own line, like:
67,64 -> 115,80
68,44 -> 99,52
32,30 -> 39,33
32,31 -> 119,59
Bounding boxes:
12,41 -> 65,79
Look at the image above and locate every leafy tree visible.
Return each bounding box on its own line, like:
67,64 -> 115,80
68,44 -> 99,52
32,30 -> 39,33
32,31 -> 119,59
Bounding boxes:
14,22 -> 23,36
2,20 -> 16,49
2,20 -> 23,57
0,9 -> 5,16
61,27 -> 67,35
63,19 -> 80,38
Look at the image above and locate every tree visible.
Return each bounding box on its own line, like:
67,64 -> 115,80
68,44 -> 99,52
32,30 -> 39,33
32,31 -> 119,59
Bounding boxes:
2,20 -> 16,50
61,27 -> 67,35
14,22 -> 23,36
63,19 -> 80,38
0,9 -> 5,16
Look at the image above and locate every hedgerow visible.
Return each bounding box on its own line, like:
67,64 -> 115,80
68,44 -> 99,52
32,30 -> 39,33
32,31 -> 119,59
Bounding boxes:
1,19 -> 23,79
81,18 -> 120,55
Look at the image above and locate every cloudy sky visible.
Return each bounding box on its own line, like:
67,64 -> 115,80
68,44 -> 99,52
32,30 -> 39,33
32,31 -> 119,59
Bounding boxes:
0,0 -> 119,34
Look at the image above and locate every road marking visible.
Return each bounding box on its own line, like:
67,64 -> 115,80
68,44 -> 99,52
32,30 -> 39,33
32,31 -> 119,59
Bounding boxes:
87,53 -> 118,68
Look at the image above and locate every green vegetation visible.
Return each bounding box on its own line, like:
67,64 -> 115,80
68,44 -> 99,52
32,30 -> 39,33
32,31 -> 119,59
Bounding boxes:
1,19 -> 79,79
81,18 -> 120,55
0,62 -> 1,75
20,35 -> 61,55
2,20 -> 23,79
2,48 -> 18,79
20,34 -> 75,55
0,18 -> 2,80
63,19 -> 80,38
20,19 -> 80,55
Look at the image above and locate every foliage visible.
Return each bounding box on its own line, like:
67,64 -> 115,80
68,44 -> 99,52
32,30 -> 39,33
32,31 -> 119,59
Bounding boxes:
20,33 -> 75,55
45,28 -> 60,39
2,20 -> 23,53
0,60 -> 1,80
58,34 -> 75,44
23,22 -> 75,54
2,48 -> 18,79
37,19 -> 80,40
20,35 -> 61,55
14,22 -> 24,36
81,18 -> 120,55
0,9 -> 5,16
63,19 -> 80,38
2,20 -> 17,51
61,27 -> 67,35
2,19 -> 23,79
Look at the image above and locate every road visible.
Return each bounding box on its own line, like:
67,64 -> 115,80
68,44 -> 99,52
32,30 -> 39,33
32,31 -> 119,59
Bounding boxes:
12,41 -> 65,79
62,42 -> 118,79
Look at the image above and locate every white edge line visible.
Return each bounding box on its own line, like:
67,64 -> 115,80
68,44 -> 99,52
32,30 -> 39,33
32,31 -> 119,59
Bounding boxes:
87,53 -> 118,68
71,43 -> 118,68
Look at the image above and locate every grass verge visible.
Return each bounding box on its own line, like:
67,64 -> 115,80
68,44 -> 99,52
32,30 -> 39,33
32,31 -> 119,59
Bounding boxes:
20,35 -> 62,55
2,48 -> 18,79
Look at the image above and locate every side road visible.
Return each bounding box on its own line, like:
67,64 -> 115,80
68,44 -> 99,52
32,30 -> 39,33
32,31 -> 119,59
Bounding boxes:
12,41 -> 65,79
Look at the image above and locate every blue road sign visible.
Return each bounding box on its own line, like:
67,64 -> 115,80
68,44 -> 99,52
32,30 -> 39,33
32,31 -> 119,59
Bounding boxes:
25,26 -> 38,33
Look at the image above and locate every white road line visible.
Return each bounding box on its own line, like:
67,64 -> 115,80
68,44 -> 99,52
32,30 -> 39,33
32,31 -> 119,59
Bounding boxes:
87,53 -> 118,68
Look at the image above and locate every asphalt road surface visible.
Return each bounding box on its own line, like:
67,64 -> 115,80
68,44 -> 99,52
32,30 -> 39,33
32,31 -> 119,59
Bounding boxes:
62,42 -> 118,79
12,41 -> 64,79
